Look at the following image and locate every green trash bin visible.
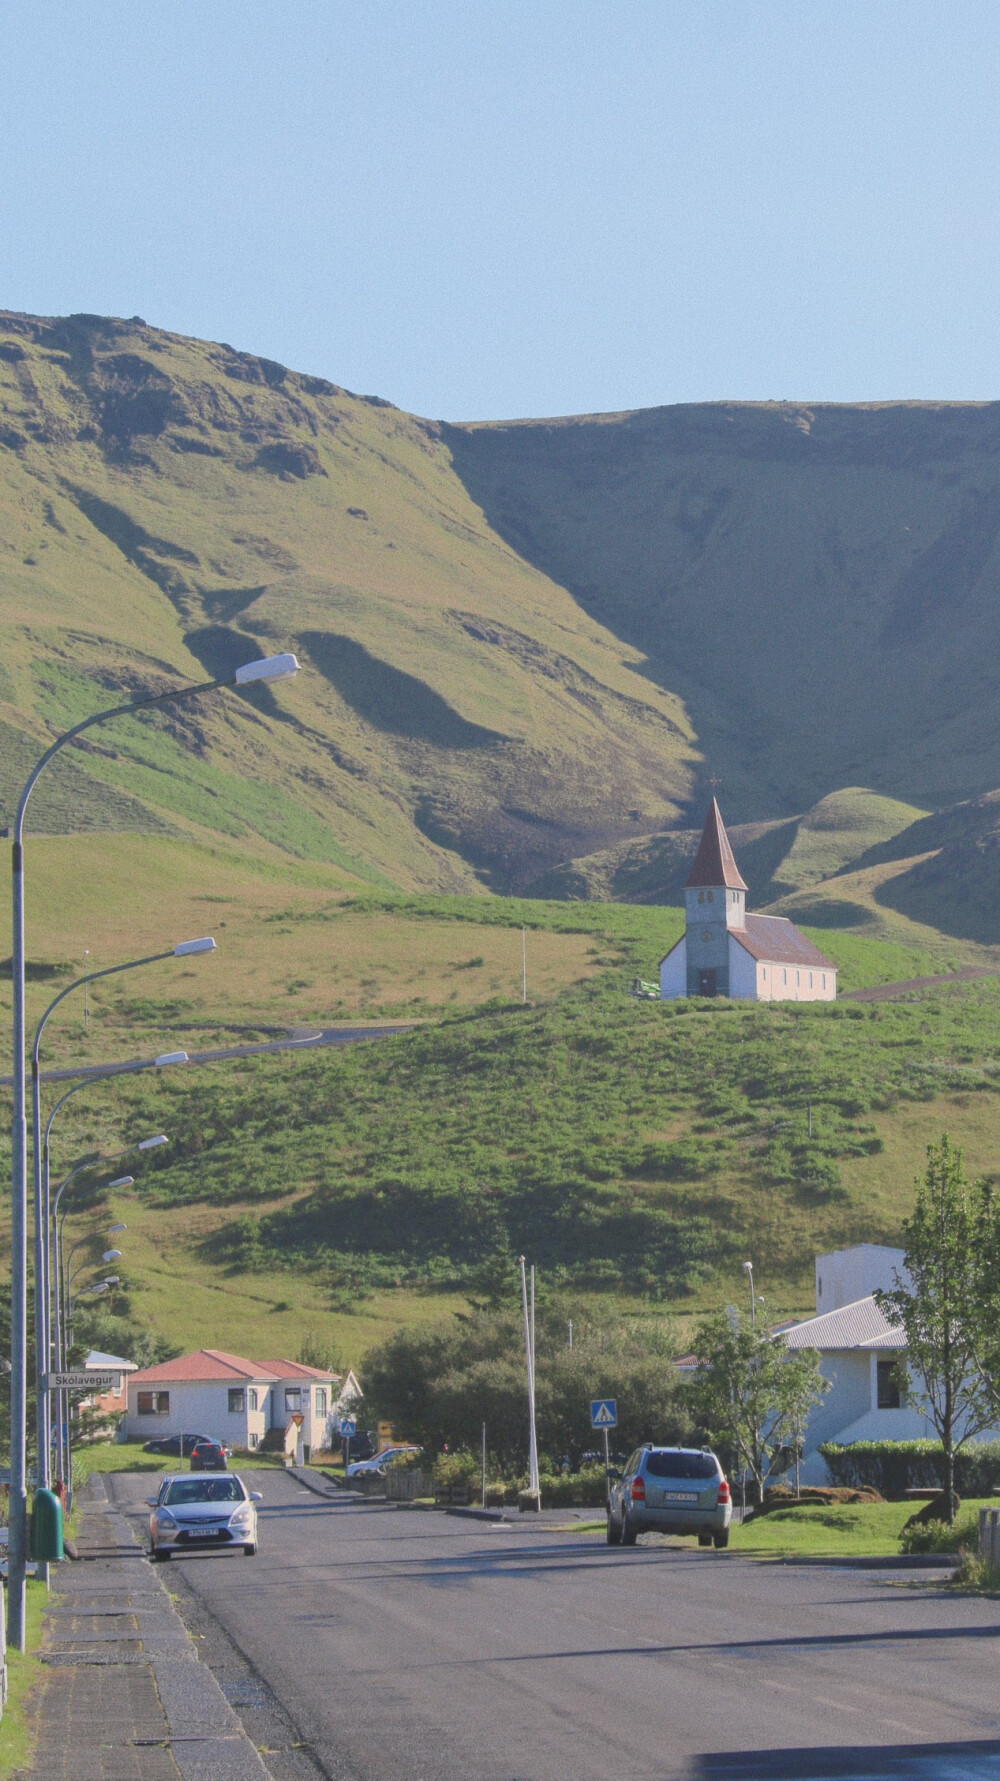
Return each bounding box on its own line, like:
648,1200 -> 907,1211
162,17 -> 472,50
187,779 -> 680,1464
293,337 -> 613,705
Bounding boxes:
31,1488 -> 64,1562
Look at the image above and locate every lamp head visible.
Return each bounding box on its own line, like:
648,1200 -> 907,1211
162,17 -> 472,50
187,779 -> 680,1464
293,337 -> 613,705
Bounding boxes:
173,937 -> 216,957
107,1223 -> 127,1234
108,1176 -> 134,1189
137,1134 -> 168,1150
102,1250 -> 122,1262
154,1051 -> 188,1067
742,1260 -> 754,1276
233,652 -> 299,686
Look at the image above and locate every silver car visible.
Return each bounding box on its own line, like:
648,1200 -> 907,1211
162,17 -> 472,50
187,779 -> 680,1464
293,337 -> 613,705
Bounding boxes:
147,1471 -> 262,1559
607,1446 -> 731,1548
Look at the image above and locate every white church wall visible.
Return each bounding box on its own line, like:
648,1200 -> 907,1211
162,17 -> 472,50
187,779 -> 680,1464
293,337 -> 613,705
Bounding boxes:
660,940 -> 686,999
727,939 -> 758,1000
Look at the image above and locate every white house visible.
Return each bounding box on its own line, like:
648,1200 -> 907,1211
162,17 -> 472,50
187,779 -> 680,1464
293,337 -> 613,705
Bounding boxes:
782,1244 -> 999,1482
659,800 -> 837,1002
126,1349 -> 338,1459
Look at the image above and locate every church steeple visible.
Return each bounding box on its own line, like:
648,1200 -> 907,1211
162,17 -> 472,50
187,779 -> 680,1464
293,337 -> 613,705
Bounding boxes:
684,798 -> 747,893
684,800 -> 746,995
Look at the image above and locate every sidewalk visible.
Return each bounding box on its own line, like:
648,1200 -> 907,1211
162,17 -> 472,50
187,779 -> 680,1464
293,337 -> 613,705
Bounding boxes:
12,1476 -> 273,1781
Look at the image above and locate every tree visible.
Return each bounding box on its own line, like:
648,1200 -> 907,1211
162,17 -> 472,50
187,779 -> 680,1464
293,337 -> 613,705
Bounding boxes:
685,1307 -> 827,1504
875,1136 -> 993,1524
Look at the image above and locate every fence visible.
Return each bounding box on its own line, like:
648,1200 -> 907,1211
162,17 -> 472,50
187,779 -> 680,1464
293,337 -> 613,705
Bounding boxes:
384,1468 -> 426,1502
979,1507 -> 1000,1566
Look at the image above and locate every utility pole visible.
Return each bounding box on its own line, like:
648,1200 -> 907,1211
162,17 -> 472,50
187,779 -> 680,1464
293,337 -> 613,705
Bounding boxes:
522,928 -> 527,1004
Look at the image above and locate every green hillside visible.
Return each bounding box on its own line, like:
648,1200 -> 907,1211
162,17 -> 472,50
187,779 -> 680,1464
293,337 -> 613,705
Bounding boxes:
445,402 -> 1000,824
0,310 -> 694,894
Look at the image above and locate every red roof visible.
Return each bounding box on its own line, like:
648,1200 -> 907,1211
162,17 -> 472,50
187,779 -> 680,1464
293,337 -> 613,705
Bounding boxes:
129,1349 -> 279,1386
732,914 -> 836,970
684,800 -> 748,891
257,1359 -> 340,1381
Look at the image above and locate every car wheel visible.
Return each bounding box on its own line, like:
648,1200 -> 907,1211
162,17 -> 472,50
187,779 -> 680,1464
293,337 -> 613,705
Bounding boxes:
606,1512 -> 622,1546
243,1544 -> 257,1557
713,1529 -> 730,1549
698,1532 -> 713,1548
620,1514 -> 638,1547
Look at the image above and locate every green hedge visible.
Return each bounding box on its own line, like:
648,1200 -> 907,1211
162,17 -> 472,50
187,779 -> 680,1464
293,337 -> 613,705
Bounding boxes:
820,1440 -> 1000,1499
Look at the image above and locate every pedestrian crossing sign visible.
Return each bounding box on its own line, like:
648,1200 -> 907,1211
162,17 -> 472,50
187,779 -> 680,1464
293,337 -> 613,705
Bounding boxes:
590,1399 -> 617,1429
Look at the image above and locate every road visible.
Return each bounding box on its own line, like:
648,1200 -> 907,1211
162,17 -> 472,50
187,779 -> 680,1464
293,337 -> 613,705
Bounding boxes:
0,1023 -> 413,1089
110,1470 -> 1000,1781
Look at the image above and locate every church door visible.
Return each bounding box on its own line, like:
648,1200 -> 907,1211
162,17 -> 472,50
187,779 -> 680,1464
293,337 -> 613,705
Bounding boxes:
698,968 -> 717,996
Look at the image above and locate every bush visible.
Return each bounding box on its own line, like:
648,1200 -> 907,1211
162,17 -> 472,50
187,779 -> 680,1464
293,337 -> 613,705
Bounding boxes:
431,1451 -> 481,1490
900,1516 -> 975,1555
537,1466 -> 608,1508
953,1551 -> 1000,1591
820,1440 -> 1000,1500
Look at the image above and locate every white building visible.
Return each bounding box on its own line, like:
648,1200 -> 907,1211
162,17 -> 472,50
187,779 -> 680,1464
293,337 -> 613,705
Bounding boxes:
783,1244 -> 999,1482
126,1349 -> 338,1460
659,799 -> 837,1002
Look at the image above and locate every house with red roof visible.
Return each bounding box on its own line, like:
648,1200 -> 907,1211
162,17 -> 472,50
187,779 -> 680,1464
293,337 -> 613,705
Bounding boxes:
125,1349 -> 339,1459
659,800 -> 837,1002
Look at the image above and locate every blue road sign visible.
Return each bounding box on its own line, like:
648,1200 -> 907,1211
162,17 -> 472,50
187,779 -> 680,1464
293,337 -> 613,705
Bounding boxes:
339,1416 -> 356,1437
590,1399 -> 617,1430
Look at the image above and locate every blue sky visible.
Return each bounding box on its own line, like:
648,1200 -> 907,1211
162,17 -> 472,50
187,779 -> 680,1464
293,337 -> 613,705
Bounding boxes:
3,2 -> 998,419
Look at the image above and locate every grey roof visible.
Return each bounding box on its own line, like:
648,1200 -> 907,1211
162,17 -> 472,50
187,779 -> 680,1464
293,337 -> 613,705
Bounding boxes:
781,1295 -> 906,1352
731,914 -> 837,970
85,1349 -> 138,1371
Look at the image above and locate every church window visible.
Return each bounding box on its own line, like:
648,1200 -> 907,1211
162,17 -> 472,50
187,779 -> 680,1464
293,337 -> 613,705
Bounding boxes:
795,971 -> 800,986
701,930 -> 712,943
822,974 -> 826,989
707,891 -> 714,903
808,973 -> 813,988
762,969 -> 767,980
782,969 -> 787,985
698,891 -> 705,904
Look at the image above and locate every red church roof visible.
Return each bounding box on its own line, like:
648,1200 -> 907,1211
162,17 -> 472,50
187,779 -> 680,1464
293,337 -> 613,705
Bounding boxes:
684,799 -> 748,891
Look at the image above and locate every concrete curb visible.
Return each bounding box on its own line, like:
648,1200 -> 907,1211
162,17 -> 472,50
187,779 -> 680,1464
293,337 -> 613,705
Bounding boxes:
777,1552 -> 959,1569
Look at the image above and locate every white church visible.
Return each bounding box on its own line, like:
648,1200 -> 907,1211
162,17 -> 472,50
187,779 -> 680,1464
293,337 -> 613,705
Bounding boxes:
659,800 -> 837,1003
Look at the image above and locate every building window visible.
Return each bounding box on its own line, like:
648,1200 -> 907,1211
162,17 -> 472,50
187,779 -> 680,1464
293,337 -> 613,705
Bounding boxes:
762,969 -> 767,981
707,890 -> 714,903
698,891 -> 705,904
249,1432 -> 258,1449
822,974 -> 826,989
137,1390 -> 169,1416
808,973 -> 813,988
228,1388 -> 245,1414
284,1387 -> 302,1412
248,1389 -> 258,1412
795,971 -> 800,986
316,1388 -> 328,1417
877,1360 -> 903,1409
782,969 -> 787,985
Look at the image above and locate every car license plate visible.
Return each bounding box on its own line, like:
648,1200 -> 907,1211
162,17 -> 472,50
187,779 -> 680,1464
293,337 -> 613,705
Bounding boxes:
663,1491 -> 698,1501
187,1529 -> 219,1539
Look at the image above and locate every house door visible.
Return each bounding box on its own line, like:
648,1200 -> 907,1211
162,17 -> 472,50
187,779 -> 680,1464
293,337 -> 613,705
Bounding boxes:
698,968 -> 717,996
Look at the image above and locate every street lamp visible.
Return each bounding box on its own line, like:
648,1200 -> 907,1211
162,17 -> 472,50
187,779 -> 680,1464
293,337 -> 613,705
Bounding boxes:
33,951 -> 214,1495
743,1260 -> 755,1330
8,651 -> 298,1644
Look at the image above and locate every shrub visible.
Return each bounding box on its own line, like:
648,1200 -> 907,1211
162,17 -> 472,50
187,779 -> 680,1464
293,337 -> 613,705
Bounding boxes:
431,1450 -> 481,1490
953,1551 -> 1000,1591
537,1466 -> 609,1508
899,1516 -> 974,1555
820,1440 -> 1000,1500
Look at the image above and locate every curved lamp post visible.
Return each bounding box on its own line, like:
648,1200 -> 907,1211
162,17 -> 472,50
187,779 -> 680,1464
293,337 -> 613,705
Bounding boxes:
8,648 -> 299,1645
33,949 -> 213,1492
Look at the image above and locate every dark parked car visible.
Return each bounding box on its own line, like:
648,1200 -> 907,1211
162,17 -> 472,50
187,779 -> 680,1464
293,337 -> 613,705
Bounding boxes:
143,1433 -> 214,1458
607,1446 -> 732,1548
189,1439 -> 229,1472
344,1431 -> 375,1463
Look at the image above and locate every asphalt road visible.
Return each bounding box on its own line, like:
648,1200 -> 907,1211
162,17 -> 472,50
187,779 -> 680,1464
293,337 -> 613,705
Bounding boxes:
110,1470 -> 1000,1781
3,1023 -> 413,1089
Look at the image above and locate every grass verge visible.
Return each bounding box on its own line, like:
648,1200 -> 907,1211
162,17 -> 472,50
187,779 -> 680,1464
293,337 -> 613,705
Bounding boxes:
70,1440 -> 294,1485
0,1579 -> 48,1779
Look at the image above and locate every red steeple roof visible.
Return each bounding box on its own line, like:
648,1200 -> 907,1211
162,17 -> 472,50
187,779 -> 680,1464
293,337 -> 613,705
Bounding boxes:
684,799 -> 748,891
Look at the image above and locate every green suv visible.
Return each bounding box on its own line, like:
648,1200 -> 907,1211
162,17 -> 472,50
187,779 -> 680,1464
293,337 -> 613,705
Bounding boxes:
607,1445 -> 731,1548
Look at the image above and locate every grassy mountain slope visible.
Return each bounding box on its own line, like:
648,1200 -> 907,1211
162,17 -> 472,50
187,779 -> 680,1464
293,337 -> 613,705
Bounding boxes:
445,402 -> 1000,822
0,310 -> 696,893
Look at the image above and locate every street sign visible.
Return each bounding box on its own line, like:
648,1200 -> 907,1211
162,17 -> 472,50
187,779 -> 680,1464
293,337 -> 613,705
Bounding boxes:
590,1398 -> 617,1430
339,1416 -> 356,1437
46,1371 -> 122,1393
377,1420 -> 394,1450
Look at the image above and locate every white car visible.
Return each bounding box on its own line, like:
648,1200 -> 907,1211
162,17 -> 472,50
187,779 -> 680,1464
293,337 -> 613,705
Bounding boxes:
345,1444 -> 421,1478
147,1471 -> 262,1559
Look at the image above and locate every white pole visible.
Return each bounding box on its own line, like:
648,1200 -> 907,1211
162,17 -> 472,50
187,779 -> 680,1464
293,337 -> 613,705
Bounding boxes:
519,1256 -> 539,1496
83,951 -> 89,1026
522,928 -> 527,1004
482,1421 -> 486,1509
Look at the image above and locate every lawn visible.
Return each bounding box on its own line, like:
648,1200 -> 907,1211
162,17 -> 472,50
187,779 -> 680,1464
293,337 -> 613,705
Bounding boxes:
729,1499 -> 989,1558
0,1579 -> 48,1780
70,1440 -> 293,1486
